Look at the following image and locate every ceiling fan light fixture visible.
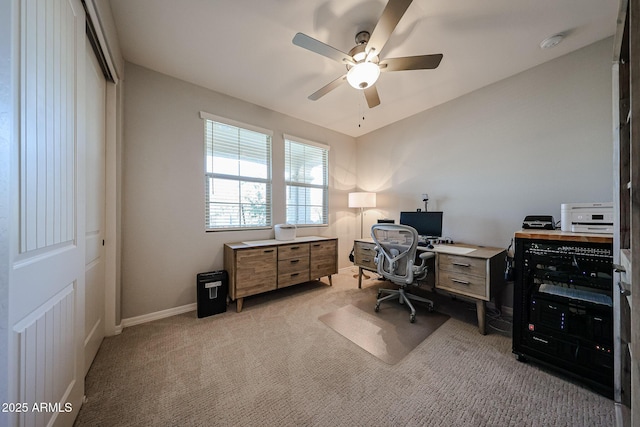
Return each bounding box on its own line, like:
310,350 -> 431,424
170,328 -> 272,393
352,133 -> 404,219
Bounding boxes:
347,62 -> 380,90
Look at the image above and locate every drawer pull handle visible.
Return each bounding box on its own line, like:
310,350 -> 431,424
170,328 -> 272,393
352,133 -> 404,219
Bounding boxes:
613,263 -> 626,273
451,279 -> 470,285
532,336 -> 549,345
291,273 -> 299,277
264,249 -> 275,253
453,262 -> 471,268
291,259 -> 299,264
291,246 -> 300,250
313,244 -> 321,247
619,281 -> 631,296
362,258 -> 371,262
363,248 -> 372,251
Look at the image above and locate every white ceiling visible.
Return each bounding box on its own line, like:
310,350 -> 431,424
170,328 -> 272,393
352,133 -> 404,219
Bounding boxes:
108,0 -> 619,138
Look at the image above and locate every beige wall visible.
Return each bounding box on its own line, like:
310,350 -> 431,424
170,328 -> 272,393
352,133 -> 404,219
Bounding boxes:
356,38 -> 614,250
121,63 -> 358,319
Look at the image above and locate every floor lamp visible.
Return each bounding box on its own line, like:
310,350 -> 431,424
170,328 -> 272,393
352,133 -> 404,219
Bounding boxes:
349,192 -> 376,279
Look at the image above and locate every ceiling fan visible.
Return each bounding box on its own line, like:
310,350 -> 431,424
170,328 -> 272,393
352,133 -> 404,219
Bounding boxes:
292,0 -> 443,108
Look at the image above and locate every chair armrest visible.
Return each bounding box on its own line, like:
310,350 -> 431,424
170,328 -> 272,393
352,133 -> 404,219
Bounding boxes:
413,251 -> 434,279
419,252 -> 435,261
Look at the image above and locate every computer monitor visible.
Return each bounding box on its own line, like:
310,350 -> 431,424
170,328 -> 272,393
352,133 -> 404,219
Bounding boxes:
399,211 -> 443,238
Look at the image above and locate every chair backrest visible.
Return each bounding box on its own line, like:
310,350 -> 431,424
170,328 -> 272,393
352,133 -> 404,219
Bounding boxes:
371,224 -> 419,285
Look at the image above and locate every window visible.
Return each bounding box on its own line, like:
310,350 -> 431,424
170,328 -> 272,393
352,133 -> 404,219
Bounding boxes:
201,112 -> 272,230
284,135 -> 329,226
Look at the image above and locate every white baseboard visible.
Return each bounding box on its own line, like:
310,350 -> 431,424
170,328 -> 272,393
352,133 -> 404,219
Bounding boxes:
121,303 -> 197,329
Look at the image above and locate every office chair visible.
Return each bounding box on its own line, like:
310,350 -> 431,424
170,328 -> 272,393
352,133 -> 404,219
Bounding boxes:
371,224 -> 435,323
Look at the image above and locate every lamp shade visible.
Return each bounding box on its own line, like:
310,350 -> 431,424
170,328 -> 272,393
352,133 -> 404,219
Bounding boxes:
348,192 -> 376,208
346,62 -> 380,90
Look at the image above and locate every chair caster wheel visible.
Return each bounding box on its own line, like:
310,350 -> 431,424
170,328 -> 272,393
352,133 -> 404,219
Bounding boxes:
410,314 -> 416,323
376,291 -> 382,299
427,305 -> 434,313
374,304 -> 380,312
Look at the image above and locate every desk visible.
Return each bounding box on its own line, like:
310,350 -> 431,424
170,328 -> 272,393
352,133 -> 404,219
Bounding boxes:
353,239 -> 506,334
224,236 -> 338,312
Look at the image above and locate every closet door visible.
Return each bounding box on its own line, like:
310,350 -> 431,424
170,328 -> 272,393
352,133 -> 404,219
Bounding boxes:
8,0 -> 87,425
84,38 -> 107,376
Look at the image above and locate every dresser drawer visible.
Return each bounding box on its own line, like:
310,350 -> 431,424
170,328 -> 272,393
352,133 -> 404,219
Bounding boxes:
235,247 -> 278,297
438,270 -> 488,299
278,256 -> 310,288
309,240 -> 337,278
278,243 -> 310,260
438,254 -> 487,278
310,256 -> 336,278
354,241 -> 377,270
310,240 -> 336,258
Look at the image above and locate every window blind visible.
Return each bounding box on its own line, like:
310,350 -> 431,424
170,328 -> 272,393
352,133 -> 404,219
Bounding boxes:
203,115 -> 272,230
284,136 -> 329,226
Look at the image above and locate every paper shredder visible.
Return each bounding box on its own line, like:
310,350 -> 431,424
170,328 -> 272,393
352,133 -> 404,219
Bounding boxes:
196,270 -> 228,318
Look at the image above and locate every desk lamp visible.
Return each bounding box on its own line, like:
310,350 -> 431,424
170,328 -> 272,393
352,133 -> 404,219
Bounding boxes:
349,192 -> 377,239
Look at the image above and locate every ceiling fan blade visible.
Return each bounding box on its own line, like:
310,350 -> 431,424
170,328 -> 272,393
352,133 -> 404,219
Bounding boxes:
366,0 -> 413,56
293,32 -> 354,65
380,54 -> 443,71
308,75 -> 347,101
364,86 -> 381,108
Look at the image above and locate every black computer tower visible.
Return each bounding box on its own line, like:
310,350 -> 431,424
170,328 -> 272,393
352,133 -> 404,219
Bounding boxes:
196,270 -> 229,318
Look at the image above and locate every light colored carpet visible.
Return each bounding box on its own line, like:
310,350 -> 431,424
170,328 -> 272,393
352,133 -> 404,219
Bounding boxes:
319,295 -> 450,364
75,270 -> 615,426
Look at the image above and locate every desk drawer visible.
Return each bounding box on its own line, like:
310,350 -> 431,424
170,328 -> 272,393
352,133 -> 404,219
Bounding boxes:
278,257 -> 310,288
354,242 -> 377,270
278,243 -> 310,260
438,270 -> 488,299
438,254 -> 486,278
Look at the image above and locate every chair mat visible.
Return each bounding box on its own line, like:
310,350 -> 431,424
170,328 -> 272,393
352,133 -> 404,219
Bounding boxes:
319,292 -> 450,364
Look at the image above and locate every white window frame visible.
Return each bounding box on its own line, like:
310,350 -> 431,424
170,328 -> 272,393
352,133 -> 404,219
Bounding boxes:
284,134 -> 330,226
201,111 -> 273,231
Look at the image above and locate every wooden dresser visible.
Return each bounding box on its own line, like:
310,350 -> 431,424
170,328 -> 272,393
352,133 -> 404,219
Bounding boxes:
224,236 -> 338,312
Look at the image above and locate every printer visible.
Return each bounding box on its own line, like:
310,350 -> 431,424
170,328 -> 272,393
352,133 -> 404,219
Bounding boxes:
560,202 -> 614,234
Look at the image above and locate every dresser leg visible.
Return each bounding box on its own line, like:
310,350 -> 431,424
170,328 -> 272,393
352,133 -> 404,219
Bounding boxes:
236,298 -> 244,313
328,275 -> 333,286
358,268 -> 363,289
476,300 -> 486,335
